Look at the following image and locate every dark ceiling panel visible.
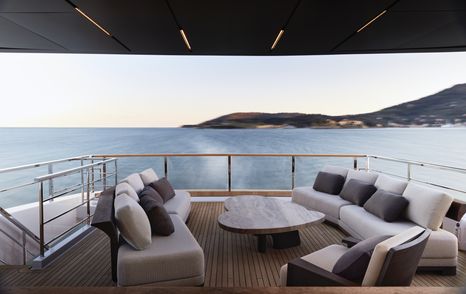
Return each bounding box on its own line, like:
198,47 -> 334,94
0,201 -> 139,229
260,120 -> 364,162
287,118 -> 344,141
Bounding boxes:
72,0 -> 186,54
275,0 -> 394,54
0,16 -> 63,50
170,0 -> 296,55
337,10 -> 466,52
391,0 -> 466,11
0,0 -> 72,13
1,12 -> 126,53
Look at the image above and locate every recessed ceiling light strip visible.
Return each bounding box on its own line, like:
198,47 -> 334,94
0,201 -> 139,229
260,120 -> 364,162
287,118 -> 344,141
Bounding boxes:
74,7 -> 111,36
270,0 -> 302,51
165,0 -> 192,52
356,10 -> 387,33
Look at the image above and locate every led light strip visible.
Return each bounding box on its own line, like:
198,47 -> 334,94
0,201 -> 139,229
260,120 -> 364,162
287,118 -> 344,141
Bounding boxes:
357,10 -> 387,33
75,7 -> 111,36
271,29 -> 285,51
179,29 -> 192,51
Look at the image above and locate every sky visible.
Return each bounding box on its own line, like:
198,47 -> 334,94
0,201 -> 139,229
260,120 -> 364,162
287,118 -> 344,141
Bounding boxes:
1,51 -> 466,127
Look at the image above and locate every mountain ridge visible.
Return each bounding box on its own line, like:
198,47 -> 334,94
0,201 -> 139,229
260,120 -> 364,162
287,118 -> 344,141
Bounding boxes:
183,84 -> 466,129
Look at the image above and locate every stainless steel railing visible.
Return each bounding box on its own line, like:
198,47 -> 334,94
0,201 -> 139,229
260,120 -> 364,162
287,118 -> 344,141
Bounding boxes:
34,158 -> 117,256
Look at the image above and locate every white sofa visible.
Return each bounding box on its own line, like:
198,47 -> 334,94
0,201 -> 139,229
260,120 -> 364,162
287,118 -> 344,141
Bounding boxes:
292,165 -> 458,274
93,170 -> 204,286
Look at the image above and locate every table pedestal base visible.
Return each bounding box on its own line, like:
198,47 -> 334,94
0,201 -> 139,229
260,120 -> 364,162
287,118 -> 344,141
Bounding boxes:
256,231 -> 300,253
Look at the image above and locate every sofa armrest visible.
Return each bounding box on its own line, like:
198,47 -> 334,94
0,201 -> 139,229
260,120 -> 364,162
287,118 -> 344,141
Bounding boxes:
286,258 -> 358,286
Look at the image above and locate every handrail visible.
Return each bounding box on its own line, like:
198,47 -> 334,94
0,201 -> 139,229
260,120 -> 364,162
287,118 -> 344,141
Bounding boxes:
34,159 -> 116,182
93,153 -> 367,158
0,155 -> 93,174
368,155 -> 466,174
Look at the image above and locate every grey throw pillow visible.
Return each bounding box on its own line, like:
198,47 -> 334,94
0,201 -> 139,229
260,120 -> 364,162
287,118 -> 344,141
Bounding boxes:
313,171 -> 345,195
364,189 -> 409,222
332,235 -> 391,282
149,177 -> 176,203
139,186 -> 174,236
339,179 -> 377,206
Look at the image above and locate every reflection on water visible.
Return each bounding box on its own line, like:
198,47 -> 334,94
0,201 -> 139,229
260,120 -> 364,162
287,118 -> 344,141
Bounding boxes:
0,127 -> 465,207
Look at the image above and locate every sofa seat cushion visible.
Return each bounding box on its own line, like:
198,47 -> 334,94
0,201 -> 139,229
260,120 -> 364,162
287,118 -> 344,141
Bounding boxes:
292,187 -> 352,221
164,190 -> 191,222
421,229 -> 458,260
339,205 -> 416,240
402,183 -> 453,230
117,214 -> 204,286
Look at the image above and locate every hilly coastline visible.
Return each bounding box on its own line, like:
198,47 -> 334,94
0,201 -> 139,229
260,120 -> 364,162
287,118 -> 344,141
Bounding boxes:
183,84 -> 466,129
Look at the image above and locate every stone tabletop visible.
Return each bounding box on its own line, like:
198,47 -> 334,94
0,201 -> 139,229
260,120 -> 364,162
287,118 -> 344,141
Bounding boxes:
218,195 -> 325,235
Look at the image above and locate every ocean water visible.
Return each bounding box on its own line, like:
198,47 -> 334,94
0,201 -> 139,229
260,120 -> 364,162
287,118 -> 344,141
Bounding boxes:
0,127 -> 465,208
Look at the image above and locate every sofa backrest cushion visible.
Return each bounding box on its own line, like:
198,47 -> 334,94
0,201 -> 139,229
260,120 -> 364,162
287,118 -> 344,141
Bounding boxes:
333,235 -> 391,282
339,179 -> 377,206
139,186 -> 175,236
115,182 -> 139,203
344,170 -> 378,188
402,183 -> 453,230
374,174 -> 408,195
139,168 -> 159,186
121,173 -> 145,194
364,190 -> 409,222
362,226 -> 425,286
313,171 -> 345,195
321,165 -> 349,179
114,194 -> 152,250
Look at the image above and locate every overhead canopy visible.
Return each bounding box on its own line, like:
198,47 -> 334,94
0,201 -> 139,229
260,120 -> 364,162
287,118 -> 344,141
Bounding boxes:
0,0 -> 465,55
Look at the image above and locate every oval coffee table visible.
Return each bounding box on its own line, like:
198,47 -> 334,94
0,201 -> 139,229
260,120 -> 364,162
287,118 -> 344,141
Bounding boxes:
218,195 -> 325,253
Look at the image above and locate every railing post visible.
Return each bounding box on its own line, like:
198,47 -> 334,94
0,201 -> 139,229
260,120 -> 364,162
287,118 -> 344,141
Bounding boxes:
164,156 -> 168,179
86,168 -> 91,224
48,164 -> 53,200
38,181 -> 45,257
114,160 -> 118,185
407,163 -> 412,181
80,159 -> 85,203
366,156 -> 371,171
91,158 -> 95,193
228,156 -> 232,192
102,157 -> 107,190
22,231 -> 26,265
291,156 -> 296,189
353,157 -> 358,170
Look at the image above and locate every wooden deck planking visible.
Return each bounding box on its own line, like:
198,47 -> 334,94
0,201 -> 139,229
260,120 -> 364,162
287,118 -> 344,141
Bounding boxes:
0,201 -> 465,288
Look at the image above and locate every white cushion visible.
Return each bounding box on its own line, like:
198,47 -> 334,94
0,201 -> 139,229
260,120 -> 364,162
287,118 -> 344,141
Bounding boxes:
339,205 -> 415,239
374,174 -> 408,194
279,244 -> 348,286
362,226 -> 425,286
321,165 -> 349,178
164,190 -> 191,222
139,168 -> 159,186
402,183 -> 453,230
292,187 -> 352,222
121,173 -> 145,193
114,194 -> 151,251
117,214 -> 204,286
344,169 -> 378,187
115,182 -> 139,203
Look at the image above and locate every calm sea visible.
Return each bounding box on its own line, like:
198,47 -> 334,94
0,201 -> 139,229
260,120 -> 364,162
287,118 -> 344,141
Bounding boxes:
1,127 -> 465,208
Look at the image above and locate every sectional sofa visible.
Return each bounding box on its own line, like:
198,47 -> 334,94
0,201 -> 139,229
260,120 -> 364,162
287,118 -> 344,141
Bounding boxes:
292,165 -> 458,275
92,169 -> 205,286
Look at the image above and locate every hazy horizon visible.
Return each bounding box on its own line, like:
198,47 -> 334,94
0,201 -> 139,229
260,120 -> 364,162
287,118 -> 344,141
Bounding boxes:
1,52 -> 466,127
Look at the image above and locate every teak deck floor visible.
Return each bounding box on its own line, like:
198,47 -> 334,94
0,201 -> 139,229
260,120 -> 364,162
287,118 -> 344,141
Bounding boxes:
1,202 -> 465,287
